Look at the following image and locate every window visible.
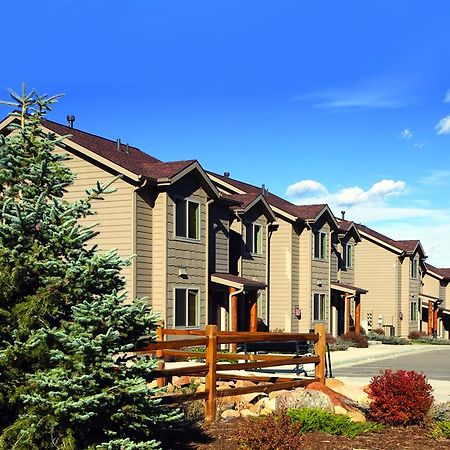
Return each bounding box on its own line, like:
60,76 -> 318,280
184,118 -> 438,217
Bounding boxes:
410,257 -> 419,279
246,223 -> 263,255
313,293 -> 326,321
314,230 -> 327,260
344,243 -> 353,268
175,288 -> 200,327
175,199 -> 200,239
410,300 -> 418,321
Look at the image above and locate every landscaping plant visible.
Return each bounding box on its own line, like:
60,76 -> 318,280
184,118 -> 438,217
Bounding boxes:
287,408 -> 383,437
368,369 -> 434,426
0,87 -> 180,449
342,331 -> 369,348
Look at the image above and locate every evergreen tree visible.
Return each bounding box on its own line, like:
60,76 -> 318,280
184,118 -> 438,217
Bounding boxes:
0,87 -> 179,449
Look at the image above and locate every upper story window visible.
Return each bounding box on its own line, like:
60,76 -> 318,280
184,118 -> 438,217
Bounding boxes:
410,299 -> 418,321
344,243 -> 353,268
246,223 -> 263,255
410,256 -> 419,279
175,198 -> 200,240
314,230 -> 327,260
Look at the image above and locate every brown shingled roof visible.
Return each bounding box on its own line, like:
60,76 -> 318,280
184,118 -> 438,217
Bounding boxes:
226,192 -> 261,209
295,204 -> 327,220
356,224 -> 421,254
43,119 -> 162,177
425,263 -> 450,280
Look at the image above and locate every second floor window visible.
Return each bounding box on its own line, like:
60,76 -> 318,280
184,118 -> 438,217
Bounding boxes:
175,198 -> 200,240
314,230 -> 327,260
313,292 -> 326,321
246,223 -> 263,255
344,243 -> 353,268
411,257 -> 419,279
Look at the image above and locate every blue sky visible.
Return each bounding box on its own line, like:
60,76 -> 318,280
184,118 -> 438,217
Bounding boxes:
2,1 -> 450,265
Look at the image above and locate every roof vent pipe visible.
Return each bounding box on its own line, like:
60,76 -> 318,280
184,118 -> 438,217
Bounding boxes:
67,115 -> 75,128
125,143 -> 130,154
224,172 -> 230,178
262,184 -> 268,196
116,138 -> 121,152
341,210 -> 345,220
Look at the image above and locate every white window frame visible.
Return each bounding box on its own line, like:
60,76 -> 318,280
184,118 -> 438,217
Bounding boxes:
410,256 -> 419,279
312,292 -> 326,322
410,299 -> 418,321
314,230 -> 328,260
174,197 -> 200,241
344,243 -> 353,268
246,222 -> 263,255
173,287 -> 200,328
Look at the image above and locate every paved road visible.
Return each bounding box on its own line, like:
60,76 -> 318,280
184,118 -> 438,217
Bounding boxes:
334,347 -> 450,381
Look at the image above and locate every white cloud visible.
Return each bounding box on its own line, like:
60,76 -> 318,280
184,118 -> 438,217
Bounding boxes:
420,170 -> 450,187
444,90 -> 450,102
413,142 -> 428,149
286,179 -> 406,207
436,115 -> 450,135
399,129 -> 412,139
286,180 -> 327,197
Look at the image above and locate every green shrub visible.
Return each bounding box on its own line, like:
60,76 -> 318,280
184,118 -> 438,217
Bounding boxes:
366,333 -> 410,345
287,408 -> 384,437
328,337 -> 351,352
430,421 -> 450,439
429,401 -> 450,422
371,328 -> 385,335
236,412 -> 304,450
342,332 -> 369,348
414,337 -> 450,345
368,370 -> 434,426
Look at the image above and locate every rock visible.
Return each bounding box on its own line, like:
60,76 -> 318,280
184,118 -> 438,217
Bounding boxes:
242,392 -> 266,403
260,407 -> 274,416
241,408 -> 258,417
276,389 -> 334,412
306,382 -> 353,410
235,380 -> 257,388
325,378 -> 345,390
269,389 -> 289,399
218,384 -> 232,391
348,409 -> 366,423
245,403 -> 261,414
263,398 -> 277,411
147,380 -> 158,389
221,409 -> 241,419
172,376 -> 192,388
165,383 -> 175,394
325,378 -> 370,406
334,405 -> 348,415
195,384 -> 206,393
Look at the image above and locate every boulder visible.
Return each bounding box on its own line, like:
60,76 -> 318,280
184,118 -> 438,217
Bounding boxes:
195,384 -> 206,393
241,408 -> 258,417
260,407 -> 273,416
325,378 -> 370,406
235,380 -> 257,388
306,382 -> 354,410
348,409 -> 366,423
263,398 -> 277,411
221,409 -> 241,419
276,388 -> 334,412
242,392 -> 267,403
334,405 -> 348,415
269,389 -> 289,399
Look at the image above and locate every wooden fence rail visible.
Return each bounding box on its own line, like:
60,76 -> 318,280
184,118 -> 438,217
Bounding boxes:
138,323 -> 326,423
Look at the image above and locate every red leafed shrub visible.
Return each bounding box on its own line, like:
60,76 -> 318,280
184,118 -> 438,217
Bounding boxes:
408,330 -> 427,340
342,331 -> 369,348
326,333 -> 336,344
371,328 -> 385,335
368,369 -> 434,426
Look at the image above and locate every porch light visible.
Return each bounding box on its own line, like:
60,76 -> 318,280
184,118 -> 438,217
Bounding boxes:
294,308 -> 302,320
399,311 -> 404,321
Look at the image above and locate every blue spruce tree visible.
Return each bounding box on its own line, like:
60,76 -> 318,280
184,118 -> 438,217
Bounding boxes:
0,87 -> 180,449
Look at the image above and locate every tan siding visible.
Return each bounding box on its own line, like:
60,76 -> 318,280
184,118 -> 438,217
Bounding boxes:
340,237 -> 355,286
423,273 -> 441,299
55,147 -> 135,294
166,176 -> 208,328
400,259 -> 410,337
354,238 -> 399,333
291,226 -> 300,333
135,190 -> 153,303
298,230 -> 312,332
330,236 -> 339,283
152,192 -> 167,321
269,219 -> 293,331
209,204 -> 229,274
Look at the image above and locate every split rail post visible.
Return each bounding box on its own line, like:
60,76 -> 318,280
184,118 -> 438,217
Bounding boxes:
155,321 -> 166,388
205,324 -> 218,424
314,323 -> 326,384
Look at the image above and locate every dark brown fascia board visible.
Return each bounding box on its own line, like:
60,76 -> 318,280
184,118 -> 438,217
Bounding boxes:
306,205 -> 339,231
234,194 -> 277,223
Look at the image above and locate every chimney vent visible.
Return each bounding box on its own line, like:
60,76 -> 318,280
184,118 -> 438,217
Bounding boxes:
125,143 -> 130,154
67,115 -> 75,128
262,184 -> 268,196
116,138 -> 121,152
341,210 -> 346,220
223,172 -> 230,178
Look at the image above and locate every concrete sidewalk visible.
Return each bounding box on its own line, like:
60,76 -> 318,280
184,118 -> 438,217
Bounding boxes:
330,342 -> 450,369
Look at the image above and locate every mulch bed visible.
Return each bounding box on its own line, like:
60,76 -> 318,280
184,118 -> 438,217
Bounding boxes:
159,418 -> 450,449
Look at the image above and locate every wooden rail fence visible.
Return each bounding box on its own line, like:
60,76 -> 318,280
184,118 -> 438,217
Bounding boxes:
136,323 -> 326,423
